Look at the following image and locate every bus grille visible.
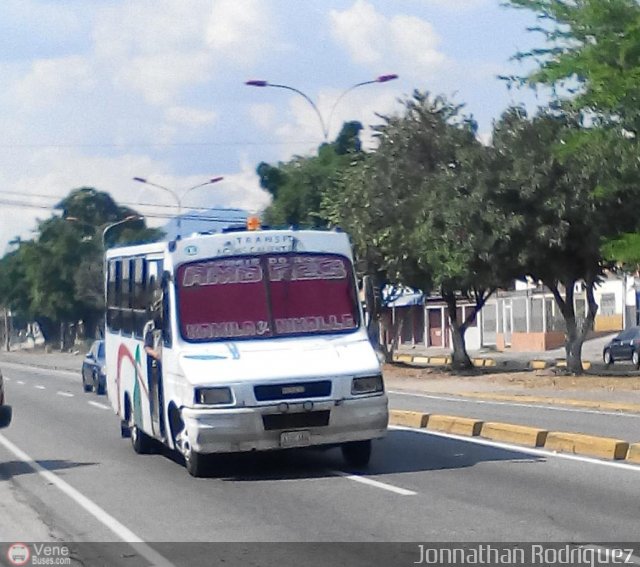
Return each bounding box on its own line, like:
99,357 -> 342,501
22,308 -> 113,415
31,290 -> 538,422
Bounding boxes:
254,380 -> 331,402
262,410 -> 330,431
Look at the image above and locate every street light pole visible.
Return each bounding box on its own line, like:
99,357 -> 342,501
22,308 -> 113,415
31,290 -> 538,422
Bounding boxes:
245,74 -> 398,142
133,176 -> 224,239
102,215 -> 142,250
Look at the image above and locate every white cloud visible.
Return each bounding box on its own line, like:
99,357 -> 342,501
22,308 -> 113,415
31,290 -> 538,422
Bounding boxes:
422,0 -> 490,11
330,0 -> 447,80
165,106 -> 217,128
92,0 -> 277,106
0,148 -> 271,254
249,103 -> 278,131
206,0 -> 277,66
10,56 -> 96,110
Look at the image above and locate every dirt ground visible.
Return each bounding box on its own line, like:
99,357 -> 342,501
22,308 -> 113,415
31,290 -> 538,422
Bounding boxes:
382,363 -> 640,393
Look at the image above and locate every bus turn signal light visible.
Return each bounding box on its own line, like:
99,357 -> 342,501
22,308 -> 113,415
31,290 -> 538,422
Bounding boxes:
247,215 -> 261,231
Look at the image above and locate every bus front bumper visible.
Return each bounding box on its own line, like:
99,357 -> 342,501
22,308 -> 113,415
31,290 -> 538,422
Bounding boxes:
180,395 -> 388,454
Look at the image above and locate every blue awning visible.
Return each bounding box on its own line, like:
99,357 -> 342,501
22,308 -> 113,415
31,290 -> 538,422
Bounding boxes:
386,292 -> 425,307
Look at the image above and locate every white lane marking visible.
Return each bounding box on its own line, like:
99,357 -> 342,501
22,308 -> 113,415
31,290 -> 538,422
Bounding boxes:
88,401 -> 110,410
3,377 -> 9,381
34,385 -> 46,390
388,390 -> 640,418
0,433 -> 175,566
16,380 -> 25,385
330,469 -> 416,495
392,426 -> 640,472
57,391 -> 74,398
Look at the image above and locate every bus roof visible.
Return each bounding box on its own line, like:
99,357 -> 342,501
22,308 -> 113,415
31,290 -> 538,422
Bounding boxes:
104,228 -> 354,263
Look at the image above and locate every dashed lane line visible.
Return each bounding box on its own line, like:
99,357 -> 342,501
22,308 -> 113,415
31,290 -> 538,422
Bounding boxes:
34,385 -> 45,390
330,469 -> 417,495
0,433 -> 175,566
57,391 -> 74,398
88,401 -> 110,410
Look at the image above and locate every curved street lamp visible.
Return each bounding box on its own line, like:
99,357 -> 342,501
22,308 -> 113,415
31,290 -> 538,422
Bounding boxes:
245,74 -> 398,141
132,176 -> 224,238
101,215 -> 143,250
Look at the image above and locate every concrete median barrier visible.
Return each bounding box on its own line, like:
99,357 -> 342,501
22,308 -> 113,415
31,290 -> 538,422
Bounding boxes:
626,443 -> 640,464
427,415 -> 483,437
545,432 -> 629,460
389,410 -> 429,428
481,422 -> 548,447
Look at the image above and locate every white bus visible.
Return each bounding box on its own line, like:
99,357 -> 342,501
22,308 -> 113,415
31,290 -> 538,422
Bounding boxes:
104,224 -> 388,476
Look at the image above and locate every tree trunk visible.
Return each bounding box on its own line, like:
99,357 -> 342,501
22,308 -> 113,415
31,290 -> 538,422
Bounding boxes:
547,279 -> 598,375
443,292 -> 472,370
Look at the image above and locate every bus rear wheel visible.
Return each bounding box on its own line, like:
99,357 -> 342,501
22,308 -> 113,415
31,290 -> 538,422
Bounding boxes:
129,415 -> 154,454
341,440 -> 372,468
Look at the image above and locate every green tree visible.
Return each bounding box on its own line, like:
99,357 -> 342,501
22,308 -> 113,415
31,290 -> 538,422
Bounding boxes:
506,0 -> 640,269
491,107 -> 640,373
324,92 -> 512,369
507,0 -> 640,127
258,121 -> 364,227
0,187 -> 162,348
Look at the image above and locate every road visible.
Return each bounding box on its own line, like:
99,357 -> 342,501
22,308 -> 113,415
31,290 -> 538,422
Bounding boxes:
1,363 -> 640,566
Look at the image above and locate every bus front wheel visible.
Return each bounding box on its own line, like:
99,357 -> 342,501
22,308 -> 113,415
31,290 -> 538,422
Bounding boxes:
184,446 -> 208,478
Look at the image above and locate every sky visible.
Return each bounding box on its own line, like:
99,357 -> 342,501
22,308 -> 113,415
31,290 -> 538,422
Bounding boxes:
0,0 -> 548,254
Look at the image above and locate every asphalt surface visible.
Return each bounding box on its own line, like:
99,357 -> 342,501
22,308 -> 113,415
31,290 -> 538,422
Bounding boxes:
1,360 -> 640,566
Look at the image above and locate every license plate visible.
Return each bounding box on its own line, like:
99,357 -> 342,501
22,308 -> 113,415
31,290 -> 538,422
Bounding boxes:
280,430 -> 311,448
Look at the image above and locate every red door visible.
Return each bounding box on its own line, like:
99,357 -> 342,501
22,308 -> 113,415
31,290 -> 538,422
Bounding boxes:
428,309 -> 442,347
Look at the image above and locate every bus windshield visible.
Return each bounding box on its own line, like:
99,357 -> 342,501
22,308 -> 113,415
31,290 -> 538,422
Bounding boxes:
176,253 -> 359,342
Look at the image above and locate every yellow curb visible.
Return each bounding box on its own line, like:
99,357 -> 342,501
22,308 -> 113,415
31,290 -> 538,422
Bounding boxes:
545,432 -> 629,460
456,392 -> 640,414
529,360 -> 548,370
553,360 -> 591,369
480,422 -> 548,447
393,354 -> 414,363
429,356 -> 450,365
427,414 -> 483,437
389,410 -> 429,428
626,443 -> 640,464
472,358 -> 496,367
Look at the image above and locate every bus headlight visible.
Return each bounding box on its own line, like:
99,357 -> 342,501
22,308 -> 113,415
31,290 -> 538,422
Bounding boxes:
194,387 -> 233,405
351,375 -> 383,395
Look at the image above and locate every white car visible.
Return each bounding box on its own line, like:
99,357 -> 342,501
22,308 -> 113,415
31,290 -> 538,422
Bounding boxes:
0,369 -> 12,428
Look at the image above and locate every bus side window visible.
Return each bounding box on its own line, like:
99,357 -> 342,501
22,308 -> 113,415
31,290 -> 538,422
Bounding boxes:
120,259 -> 134,335
107,260 -> 122,332
133,257 -> 147,338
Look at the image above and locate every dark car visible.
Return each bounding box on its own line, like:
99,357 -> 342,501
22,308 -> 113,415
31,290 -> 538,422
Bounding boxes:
0,369 -> 12,428
82,340 -> 107,395
603,327 -> 640,368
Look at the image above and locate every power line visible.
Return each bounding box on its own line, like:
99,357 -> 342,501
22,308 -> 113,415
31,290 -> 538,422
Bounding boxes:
0,198 -> 248,223
0,190 -> 252,218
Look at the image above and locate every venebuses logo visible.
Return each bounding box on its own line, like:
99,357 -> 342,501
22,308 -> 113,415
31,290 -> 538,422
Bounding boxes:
7,543 -> 30,566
